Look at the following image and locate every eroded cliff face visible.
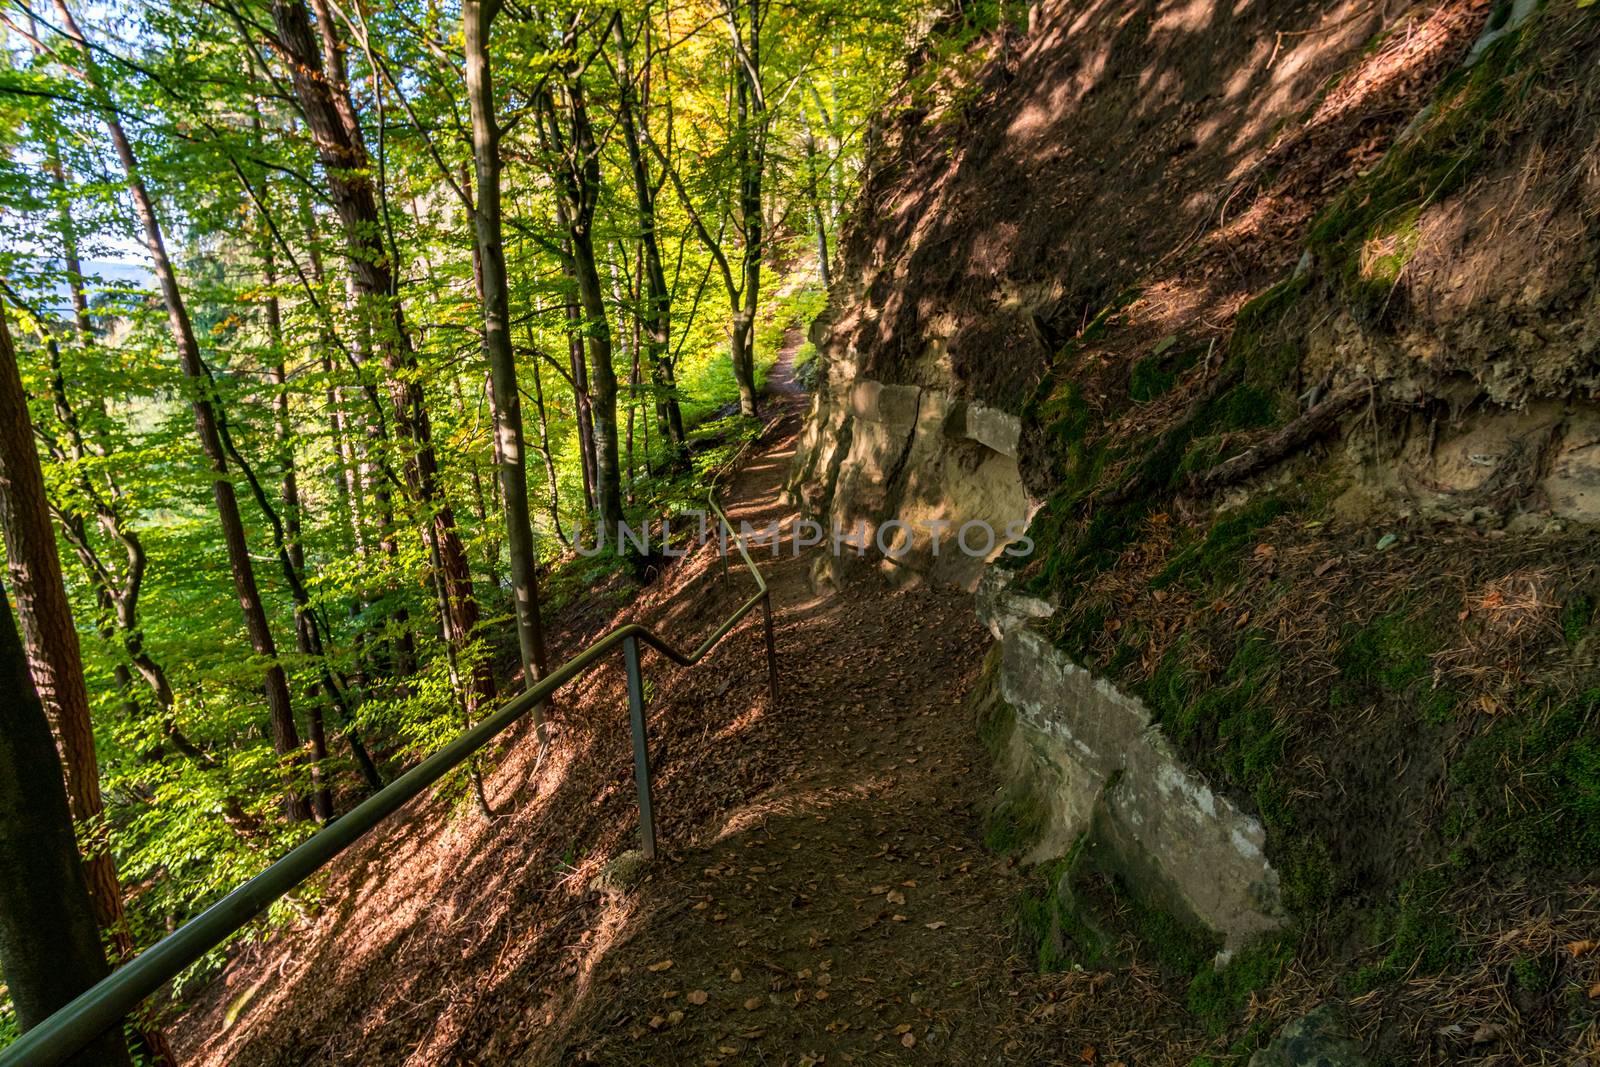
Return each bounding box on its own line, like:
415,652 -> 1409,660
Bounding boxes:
793,0 -> 1600,1057
788,319 -> 1032,591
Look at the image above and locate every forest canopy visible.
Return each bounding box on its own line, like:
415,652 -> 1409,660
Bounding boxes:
0,0 -> 921,1049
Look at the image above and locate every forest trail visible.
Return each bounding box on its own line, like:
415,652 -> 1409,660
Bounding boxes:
545,344 -> 1029,1064
174,339 -> 1058,1066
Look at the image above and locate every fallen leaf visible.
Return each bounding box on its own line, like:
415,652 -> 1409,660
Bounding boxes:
667,1010 -> 684,1026
901,1033 -> 917,1049
744,997 -> 762,1011
648,960 -> 674,973
730,967 -> 743,983
1589,981 -> 1600,1000
648,1015 -> 666,1030
1315,556 -> 1340,577
1567,939 -> 1597,958
688,990 -> 709,1006
893,1024 -> 912,1035
886,890 -> 906,905
924,921 -> 948,930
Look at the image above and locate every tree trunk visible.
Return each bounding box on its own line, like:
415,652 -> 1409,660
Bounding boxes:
729,0 -> 765,417
54,0 -> 307,821
801,110 -> 832,288
569,223 -> 625,541
612,19 -> 686,453
465,0 -> 549,702
0,573 -> 134,1067
260,224 -> 334,822
541,77 -> 623,544
0,304 -> 124,931
272,0 -> 493,716
526,321 -> 569,547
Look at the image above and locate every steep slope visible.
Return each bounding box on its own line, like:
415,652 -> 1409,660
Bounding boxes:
793,0 -> 1600,1062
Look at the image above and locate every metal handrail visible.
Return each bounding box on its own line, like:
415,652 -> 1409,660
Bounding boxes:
0,489 -> 777,1067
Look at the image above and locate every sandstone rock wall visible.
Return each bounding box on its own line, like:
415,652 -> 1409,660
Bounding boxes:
975,569 -> 1287,951
787,318 -> 1033,591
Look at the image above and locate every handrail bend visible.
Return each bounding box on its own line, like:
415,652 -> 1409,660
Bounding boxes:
0,489 -> 777,1067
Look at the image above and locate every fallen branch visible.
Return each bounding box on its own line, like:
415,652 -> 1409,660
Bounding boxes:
1185,379 -> 1370,494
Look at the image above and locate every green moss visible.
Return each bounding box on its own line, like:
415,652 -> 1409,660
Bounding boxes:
1105,639 -> 1138,678
1347,870 -> 1461,993
1057,602 -> 1109,660
1511,954 -> 1552,994
1130,355 -> 1177,403
1153,496 -> 1288,590
1448,687 -> 1600,868
1130,342 -> 1200,404
986,792 -> 1046,855
1308,31 -> 1534,323
1017,844 -> 1114,972
976,697 -> 1013,762
1120,884 -> 1218,976
1188,937 -> 1294,1037
1563,594 -> 1595,646
1279,835 -> 1337,914
1337,612 -> 1433,690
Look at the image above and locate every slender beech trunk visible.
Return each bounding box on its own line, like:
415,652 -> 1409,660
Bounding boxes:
526,320 -> 569,547
559,234 -> 598,515
297,192 -> 365,557
272,0 -> 493,714
55,0 -> 307,820
801,109 -> 832,288
259,223 -> 334,821
612,18 -> 686,452
465,0 -> 549,700
0,573 -> 134,1067
540,77 -> 623,544
728,0 -> 765,417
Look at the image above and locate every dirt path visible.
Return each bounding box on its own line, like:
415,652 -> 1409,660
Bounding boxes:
544,343 -> 1029,1065
175,339 -> 1044,1066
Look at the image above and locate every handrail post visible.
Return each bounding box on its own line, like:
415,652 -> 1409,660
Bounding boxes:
761,592 -> 778,707
622,634 -> 657,860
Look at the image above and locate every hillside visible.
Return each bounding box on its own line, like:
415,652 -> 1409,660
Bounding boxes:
793,0 -> 1600,1061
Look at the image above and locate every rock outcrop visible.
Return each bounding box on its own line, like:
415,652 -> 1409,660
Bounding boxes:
976,568 -> 1286,951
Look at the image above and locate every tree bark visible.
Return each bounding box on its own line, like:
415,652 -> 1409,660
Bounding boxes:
272,0 -> 493,715
56,0 -> 308,820
540,77 -> 624,545
728,0 -> 765,417
0,573 -> 134,1067
259,222 -> 334,821
526,320 -> 569,547
465,0 -> 549,703
612,18 -> 686,453
0,303 -> 124,929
